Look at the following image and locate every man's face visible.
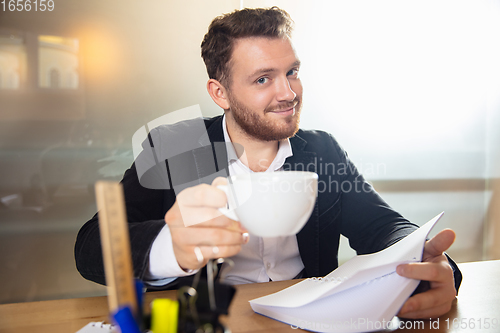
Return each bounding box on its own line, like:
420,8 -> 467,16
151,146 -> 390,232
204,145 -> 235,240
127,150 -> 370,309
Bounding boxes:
225,37 -> 302,141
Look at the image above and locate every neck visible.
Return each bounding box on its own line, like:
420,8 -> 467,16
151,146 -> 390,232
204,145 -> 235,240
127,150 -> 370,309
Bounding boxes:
225,113 -> 279,172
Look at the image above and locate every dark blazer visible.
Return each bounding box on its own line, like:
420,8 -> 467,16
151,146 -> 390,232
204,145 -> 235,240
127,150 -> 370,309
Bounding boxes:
75,115 -> 461,291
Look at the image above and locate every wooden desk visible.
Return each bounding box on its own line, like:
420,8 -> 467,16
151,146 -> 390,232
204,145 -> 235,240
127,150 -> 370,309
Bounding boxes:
0,260 -> 498,333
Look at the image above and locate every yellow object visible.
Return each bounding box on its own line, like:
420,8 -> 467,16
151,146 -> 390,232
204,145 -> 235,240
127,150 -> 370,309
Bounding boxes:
151,299 -> 178,333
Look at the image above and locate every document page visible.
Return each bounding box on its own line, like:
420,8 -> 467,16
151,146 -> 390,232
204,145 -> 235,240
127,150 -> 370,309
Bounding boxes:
249,213 -> 444,333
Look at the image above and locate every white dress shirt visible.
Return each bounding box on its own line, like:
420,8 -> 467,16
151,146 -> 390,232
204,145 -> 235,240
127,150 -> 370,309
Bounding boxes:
146,115 -> 304,286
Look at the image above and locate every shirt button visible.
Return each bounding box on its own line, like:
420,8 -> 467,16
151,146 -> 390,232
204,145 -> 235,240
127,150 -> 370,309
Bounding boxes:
266,263 -> 271,269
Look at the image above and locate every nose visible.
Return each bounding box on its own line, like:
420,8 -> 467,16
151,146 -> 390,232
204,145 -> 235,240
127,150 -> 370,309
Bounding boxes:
276,76 -> 296,102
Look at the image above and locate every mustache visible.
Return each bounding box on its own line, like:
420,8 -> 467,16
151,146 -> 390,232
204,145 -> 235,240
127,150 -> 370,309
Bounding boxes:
265,98 -> 300,113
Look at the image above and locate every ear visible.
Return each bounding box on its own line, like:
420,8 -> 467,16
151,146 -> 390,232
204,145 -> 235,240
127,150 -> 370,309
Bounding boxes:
207,79 -> 230,110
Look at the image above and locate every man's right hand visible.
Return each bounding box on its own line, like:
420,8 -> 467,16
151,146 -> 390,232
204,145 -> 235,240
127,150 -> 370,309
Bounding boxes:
164,177 -> 248,271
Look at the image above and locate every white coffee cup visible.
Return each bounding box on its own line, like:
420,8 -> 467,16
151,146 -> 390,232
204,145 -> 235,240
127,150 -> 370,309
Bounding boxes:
217,171 -> 318,237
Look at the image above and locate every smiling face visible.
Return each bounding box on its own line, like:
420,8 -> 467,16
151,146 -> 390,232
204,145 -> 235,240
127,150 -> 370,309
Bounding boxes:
224,37 -> 303,141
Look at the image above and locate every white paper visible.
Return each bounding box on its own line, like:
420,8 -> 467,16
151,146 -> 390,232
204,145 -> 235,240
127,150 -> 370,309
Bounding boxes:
76,322 -> 116,333
249,212 -> 444,333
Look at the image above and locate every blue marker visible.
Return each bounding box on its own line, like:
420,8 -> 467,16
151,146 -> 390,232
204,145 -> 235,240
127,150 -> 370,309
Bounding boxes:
113,306 -> 141,333
135,279 -> 145,326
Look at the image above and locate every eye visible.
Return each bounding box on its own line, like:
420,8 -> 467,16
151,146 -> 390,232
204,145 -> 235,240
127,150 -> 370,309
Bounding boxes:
287,68 -> 299,77
257,77 -> 268,84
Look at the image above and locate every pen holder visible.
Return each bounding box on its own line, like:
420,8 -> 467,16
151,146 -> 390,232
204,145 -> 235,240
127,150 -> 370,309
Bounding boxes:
177,280 -> 235,333
176,258 -> 236,333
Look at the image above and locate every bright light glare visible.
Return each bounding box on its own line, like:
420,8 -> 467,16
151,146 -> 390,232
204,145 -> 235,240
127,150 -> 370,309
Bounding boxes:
294,0 -> 500,179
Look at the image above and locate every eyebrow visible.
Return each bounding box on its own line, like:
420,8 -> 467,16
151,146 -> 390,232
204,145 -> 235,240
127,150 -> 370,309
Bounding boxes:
248,60 -> 301,80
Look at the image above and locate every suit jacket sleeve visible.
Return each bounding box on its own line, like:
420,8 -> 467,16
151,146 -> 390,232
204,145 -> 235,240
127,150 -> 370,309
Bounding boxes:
314,132 -> 462,292
74,119 -> 225,287
74,159 -> 175,286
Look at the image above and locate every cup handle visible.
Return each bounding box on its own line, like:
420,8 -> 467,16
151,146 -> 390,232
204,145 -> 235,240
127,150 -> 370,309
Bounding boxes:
216,185 -> 239,221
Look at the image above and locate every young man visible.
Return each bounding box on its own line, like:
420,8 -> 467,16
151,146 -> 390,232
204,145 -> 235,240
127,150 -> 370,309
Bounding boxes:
75,7 -> 461,319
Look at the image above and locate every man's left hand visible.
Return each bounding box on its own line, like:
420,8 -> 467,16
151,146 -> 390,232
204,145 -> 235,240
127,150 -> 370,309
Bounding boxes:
396,229 -> 457,319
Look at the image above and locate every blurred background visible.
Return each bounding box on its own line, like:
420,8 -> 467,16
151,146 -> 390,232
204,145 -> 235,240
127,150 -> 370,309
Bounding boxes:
0,0 -> 499,303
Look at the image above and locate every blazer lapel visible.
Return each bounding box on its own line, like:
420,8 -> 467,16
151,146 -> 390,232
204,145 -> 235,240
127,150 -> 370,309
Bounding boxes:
191,116 -> 229,181
286,134 -> 320,278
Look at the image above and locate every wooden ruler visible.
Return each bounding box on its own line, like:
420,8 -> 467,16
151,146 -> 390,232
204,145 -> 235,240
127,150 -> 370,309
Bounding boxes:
95,181 -> 138,316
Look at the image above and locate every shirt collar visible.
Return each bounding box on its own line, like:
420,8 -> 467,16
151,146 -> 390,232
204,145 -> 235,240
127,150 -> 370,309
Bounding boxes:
222,114 -> 293,171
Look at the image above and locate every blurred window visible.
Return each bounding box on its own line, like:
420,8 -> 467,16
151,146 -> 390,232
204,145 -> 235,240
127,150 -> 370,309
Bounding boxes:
0,32 -> 25,90
38,35 -> 79,89
49,68 -> 60,88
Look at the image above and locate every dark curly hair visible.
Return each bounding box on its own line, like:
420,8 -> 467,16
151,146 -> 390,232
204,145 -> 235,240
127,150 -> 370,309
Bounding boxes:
201,7 -> 294,88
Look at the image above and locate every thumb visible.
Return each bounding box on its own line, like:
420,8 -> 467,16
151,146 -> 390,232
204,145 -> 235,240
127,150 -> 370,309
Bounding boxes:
212,177 -> 228,187
424,229 -> 456,258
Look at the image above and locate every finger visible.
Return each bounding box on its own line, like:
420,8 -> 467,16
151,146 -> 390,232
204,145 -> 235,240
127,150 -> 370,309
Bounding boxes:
197,244 -> 242,261
175,206 -> 232,227
167,202 -> 246,234
174,220 -> 249,244
176,209 -> 245,231
397,261 -> 453,282
398,301 -> 453,319
177,184 -> 227,208
174,227 -> 247,247
211,177 -> 228,187
423,229 -> 456,258
398,284 -> 455,314
179,244 -> 243,270
194,215 -> 244,231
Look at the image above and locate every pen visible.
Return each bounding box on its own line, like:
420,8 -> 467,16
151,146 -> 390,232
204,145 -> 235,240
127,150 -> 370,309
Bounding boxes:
113,306 -> 142,333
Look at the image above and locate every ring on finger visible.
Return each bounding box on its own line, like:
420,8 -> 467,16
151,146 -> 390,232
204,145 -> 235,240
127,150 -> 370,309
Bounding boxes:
194,246 -> 204,264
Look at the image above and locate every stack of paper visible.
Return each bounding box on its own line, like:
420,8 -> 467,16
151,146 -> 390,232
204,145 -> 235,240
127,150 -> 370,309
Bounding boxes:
250,213 -> 444,333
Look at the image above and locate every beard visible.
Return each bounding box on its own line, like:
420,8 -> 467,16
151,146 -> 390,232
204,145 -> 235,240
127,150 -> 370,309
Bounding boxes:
226,92 -> 302,142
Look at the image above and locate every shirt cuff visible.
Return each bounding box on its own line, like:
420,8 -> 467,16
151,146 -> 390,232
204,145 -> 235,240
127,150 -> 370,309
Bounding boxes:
145,224 -> 198,281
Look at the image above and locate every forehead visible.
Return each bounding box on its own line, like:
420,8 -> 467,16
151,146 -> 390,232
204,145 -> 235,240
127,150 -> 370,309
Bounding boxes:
229,37 -> 299,77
